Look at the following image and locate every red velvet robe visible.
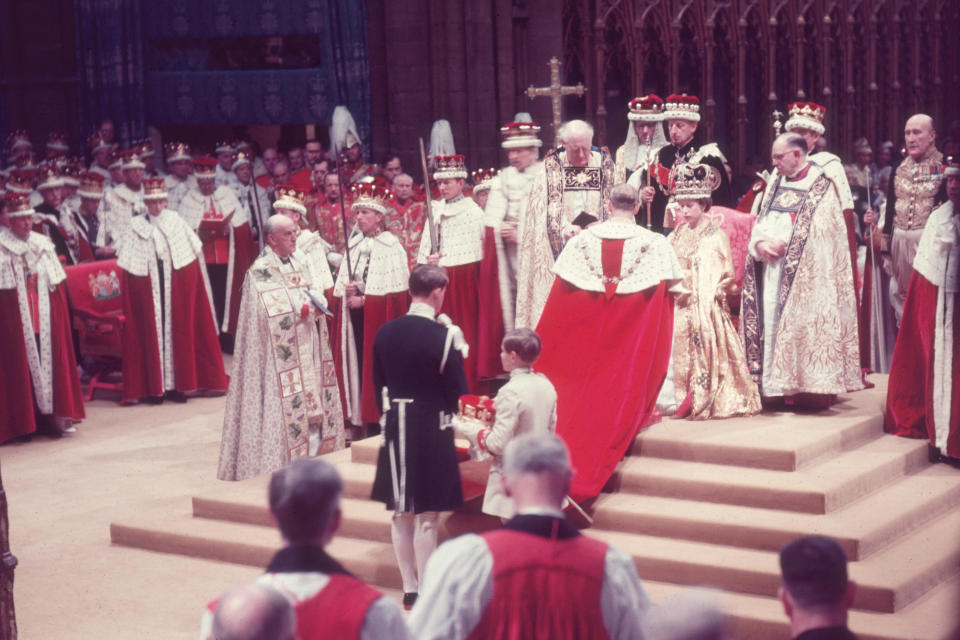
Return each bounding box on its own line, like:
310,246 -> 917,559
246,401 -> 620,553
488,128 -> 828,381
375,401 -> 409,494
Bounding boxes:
0,283 -> 84,441
330,291 -> 409,425
442,261 -> 482,392
536,238 -> 674,503
476,227 -> 505,382
120,261 -> 227,402
885,273 -> 960,457
0,289 -> 38,441
225,222 -> 256,334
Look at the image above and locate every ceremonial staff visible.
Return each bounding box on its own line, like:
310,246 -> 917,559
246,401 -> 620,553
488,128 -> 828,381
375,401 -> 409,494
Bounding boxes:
865,169 -> 887,368
643,140 -> 654,230
419,137 -> 439,254
336,152 -> 354,280
249,177 -> 266,247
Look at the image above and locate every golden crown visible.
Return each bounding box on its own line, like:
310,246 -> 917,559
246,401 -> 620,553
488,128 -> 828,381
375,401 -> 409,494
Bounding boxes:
351,181 -> 392,214
273,185 -> 307,215
433,154 -> 467,180
500,122 -> 542,149
670,162 -> 722,199
471,168 -> 498,192
164,141 -> 192,162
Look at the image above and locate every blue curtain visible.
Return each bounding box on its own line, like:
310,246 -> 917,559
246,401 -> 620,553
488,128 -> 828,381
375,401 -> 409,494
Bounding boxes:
326,1 -> 370,156
139,0 -> 370,138
74,0 -> 146,147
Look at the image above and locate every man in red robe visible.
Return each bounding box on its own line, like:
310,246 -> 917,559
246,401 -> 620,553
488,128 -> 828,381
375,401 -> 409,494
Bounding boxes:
313,172 -> 352,261
535,184 -> 682,503
0,193 -> 84,441
409,433 -> 650,638
387,173 -> 425,269
179,156 -> 253,352
472,167 -> 504,382
417,154 -> 486,391
331,182 -> 410,438
885,162 -> 960,465
117,177 -> 227,404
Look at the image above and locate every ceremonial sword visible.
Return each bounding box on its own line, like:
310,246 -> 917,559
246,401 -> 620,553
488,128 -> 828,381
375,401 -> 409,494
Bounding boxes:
419,138 -> 439,255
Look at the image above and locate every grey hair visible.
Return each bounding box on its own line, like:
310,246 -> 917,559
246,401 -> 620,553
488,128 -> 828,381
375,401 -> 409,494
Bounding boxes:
559,119 -> 594,144
503,432 -> 572,479
776,132 -> 808,157
262,214 -> 292,237
392,172 -> 413,185
268,457 -> 343,544
212,583 -> 296,640
610,183 -> 639,212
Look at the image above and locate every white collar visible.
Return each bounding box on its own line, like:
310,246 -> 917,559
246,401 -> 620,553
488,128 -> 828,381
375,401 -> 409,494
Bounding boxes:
407,301 -> 436,319
517,506 -> 566,519
509,366 -> 532,378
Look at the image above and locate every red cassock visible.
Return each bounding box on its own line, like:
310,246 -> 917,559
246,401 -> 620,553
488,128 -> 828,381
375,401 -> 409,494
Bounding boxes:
441,262 -> 482,391
467,528 -> 609,640
476,227 -> 505,381
885,272 -> 960,457
121,261 -> 227,402
536,237 -> 674,503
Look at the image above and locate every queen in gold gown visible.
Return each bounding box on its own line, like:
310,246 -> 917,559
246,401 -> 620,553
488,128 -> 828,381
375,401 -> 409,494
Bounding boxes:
665,163 -> 761,419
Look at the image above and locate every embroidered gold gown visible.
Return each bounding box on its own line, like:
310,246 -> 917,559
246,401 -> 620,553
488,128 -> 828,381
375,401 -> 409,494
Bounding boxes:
667,217 -> 761,419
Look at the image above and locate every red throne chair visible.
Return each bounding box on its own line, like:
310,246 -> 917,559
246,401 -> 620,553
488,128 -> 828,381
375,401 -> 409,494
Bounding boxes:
64,259 -> 125,402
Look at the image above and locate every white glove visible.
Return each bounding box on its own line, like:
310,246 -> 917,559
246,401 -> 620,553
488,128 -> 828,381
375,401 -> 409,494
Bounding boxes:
451,416 -> 483,446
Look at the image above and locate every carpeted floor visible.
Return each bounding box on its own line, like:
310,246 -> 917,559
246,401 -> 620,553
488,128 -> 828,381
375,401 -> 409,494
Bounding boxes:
2,392 -> 260,639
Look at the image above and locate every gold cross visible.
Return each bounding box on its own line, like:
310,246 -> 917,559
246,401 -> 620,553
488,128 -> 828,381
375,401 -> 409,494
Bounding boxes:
526,56 -> 586,148
281,371 -> 301,396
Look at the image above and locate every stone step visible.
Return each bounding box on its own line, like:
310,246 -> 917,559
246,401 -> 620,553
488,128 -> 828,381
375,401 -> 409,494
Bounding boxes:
631,386 -> 885,471
590,506 -> 960,614
192,494 -> 501,544
337,459 -> 377,498
349,436 -> 381,465
593,464 -> 960,560
607,434 -> 928,514
110,511 -> 404,591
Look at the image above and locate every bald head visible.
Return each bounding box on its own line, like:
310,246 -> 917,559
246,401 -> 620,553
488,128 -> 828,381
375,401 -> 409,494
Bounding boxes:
905,114 -> 936,160
264,213 -> 295,236
212,583 -> 295,640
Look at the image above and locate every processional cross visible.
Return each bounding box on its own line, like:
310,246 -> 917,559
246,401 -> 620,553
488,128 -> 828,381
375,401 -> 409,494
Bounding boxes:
526,56 -> 587,148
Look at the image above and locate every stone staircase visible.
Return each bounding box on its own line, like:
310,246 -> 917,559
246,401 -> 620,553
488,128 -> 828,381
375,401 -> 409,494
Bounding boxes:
109,376 -> 960,639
